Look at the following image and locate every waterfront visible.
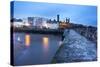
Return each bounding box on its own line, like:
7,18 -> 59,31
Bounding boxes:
13,33 -> 62,65
11,1 -> 97,66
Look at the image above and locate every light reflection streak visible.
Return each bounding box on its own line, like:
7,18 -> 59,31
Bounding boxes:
43,37 -> 49,52
25,34 -> 30,47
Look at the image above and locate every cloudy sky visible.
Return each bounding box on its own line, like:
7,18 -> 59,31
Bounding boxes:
11,1 -> 97,27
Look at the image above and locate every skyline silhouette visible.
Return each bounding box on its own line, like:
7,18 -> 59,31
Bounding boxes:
11,1 -> 97,27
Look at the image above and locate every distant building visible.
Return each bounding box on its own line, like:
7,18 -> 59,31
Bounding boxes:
66,18 -> 70,23
28,17 -> 33,26
46,19 -> 59,29
47,23 -> 59,29
57,14 -> 60,23
28,17 -> 48,28
23,18 -> 31,27
13,21 -> 24,27
35,17 -> 43,27
42,19 -> 48,28
11,18 -> 23,23
59,18 -> 70,29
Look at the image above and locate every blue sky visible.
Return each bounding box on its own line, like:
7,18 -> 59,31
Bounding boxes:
11,1 -> 97,27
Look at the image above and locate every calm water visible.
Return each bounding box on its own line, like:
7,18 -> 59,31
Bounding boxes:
13,33 -> 62,65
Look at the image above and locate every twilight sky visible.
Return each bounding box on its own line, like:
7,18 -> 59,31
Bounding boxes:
11,1 -> 97,27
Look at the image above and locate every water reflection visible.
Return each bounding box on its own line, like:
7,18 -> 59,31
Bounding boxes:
17,36 -> 21,42
59,41 -> 63,46
43,37 -> 49,52
25,34 -> 30,47
14,33 -> 62,65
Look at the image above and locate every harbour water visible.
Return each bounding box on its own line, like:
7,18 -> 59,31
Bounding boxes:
13,33 -> 62,65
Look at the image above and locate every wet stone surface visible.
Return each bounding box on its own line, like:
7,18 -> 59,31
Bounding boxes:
54,29 -> 97,63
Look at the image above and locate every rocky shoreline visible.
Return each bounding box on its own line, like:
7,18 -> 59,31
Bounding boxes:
51,29 -> 97,63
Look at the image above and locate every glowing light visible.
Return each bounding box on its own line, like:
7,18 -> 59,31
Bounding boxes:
42,21 -> 48,28
43,37 -> 49,52
43,37 -> 48,45
17,36 -> 21,42
25,34 -> 30,47
45,23 -> 48,28
24,22 -> 30,26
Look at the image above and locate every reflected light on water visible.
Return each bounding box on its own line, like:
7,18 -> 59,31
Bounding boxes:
17,36 -> 21,42
25,34 -> 30,47
59,41 -> 63,46
43,37 -> 49,52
